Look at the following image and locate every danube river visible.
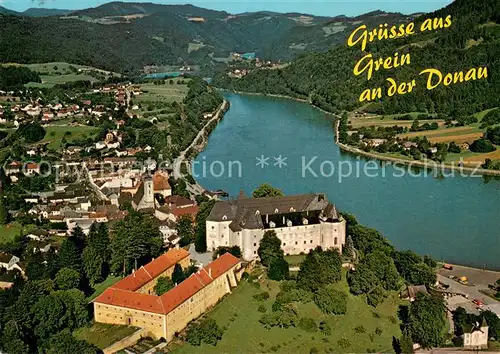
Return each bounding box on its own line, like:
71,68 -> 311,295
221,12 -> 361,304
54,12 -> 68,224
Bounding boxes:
193,93 -> 500,269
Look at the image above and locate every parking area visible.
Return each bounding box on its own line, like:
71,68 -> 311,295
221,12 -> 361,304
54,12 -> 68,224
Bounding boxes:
437,264 -> 500,287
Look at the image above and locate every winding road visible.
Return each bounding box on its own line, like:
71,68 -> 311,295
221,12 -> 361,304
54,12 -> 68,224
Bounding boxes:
172,100 -> 228,186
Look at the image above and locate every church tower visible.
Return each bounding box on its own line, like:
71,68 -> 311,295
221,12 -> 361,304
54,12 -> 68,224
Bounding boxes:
144,176 -> 154,205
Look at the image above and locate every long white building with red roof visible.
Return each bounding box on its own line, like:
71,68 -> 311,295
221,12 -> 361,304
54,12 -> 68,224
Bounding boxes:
93,249 -> 243,341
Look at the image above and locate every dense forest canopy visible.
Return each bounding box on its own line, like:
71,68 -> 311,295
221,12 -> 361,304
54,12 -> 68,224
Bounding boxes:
214,0 -> 500,116
0,2 -> 411,74
0,67 -> 40,90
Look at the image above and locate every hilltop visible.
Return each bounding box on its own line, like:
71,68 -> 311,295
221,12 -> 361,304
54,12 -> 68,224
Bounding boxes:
214,0 -> 500,116
0,1 -> 409,73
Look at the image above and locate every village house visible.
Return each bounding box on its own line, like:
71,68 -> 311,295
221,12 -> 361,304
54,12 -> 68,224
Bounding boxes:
164,195 -> 199,221
25,163 -> 40,176
463,319 -> 489,349
0,252 -> 24,275
206,193 -> 346,261
401,285 -> 428,302
4,161 -> 22,175
66,218 -> 95,235
365,138 -> 387,148
93,249 -> 242,341
25,229 -> 49,241
28,240 -> 53,254
402,141 -> 418,151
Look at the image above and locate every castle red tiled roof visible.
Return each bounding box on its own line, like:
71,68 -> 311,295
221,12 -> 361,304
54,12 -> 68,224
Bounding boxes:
111,248 -> 190,292
96,288 -> 165,313
94,253 -> 240,315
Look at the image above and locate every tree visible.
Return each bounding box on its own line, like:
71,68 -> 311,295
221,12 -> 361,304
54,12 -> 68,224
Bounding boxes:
33,293 -> 66,339
297,247 -> 342,292
423,255 -> 437,268
343,234 -> 354,258
26,251 -> 47,281
195,200 -> 215,252
88,223 -> 110,260
400,328 -> 414,353
348,264 -> 380,295
486,126 -> 500,145
213,246 -> 241,259
481,310 -> 500,339
448,142 -> 461,153
0,320 -> 30,354
268,258 -> 289,281
407,263 -> 436,288
58,238 -> 82,273
154,276 -> 174,295
470,138 -> 496,153
0,193 -> 10,225
55,268 -> 81,290
186,318 -> 224,346
366,285 -> 385,307
70,226 -> 86,251
110,213 -> 163,273
172,263 -> 185,285
252,183 -> 284,198
83,246 -> 105,285
363,251 -> 400,291
313,286 -> 347,314
408,293 -> 446,348
46,330 -> 100,354
176,215 -> 194,246
257,230 -> 283,267
394,250 -> 422,280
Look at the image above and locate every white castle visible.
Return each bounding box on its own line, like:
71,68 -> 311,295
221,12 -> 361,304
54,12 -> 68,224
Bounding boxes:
206,193 -> 346,261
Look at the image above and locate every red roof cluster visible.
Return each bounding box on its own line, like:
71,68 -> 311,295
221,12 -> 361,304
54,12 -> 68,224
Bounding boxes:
94,252 -> 240,315
111,248 -> 190,292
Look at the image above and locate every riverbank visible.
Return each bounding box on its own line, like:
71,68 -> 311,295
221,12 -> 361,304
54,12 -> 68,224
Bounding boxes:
224,89 -> 309,103
223,89 -> 500,177
334,120 -> 500,177
224,89 -> 341,118
172,100 -> 229,195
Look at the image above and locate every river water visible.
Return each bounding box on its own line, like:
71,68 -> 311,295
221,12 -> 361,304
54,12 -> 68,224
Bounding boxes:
193,93 -> 500,269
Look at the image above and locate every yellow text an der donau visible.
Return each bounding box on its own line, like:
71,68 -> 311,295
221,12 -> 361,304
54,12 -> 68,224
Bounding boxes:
347,16 -> 488,102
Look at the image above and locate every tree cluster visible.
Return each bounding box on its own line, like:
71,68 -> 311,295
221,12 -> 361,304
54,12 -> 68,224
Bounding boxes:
257,230 -> 289,281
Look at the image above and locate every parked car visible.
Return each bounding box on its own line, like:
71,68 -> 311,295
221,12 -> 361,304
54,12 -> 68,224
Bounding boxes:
443,263 -> 454,270
473,299 -> 484,306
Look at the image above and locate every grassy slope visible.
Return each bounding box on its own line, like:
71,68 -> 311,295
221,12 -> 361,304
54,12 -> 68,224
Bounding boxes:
87,275 -> 123,302
172,272 -> 404,353
0,223 -> 22,244
2,62 -> 120,88
137,81 -> 190,104
74,323 -> 138,350
41,125 -> 97,150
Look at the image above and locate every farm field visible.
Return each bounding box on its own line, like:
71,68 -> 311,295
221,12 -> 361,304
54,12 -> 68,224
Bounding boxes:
40,125 -> 98,150
137,81 -> 190,104
171,271 -> 404,354
2,62 -> 120,88
463,149 -> 500,164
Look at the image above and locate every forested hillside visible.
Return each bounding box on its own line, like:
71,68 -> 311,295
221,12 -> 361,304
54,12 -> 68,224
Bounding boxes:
0,2 -> 407,73
214,0 -> 500,116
